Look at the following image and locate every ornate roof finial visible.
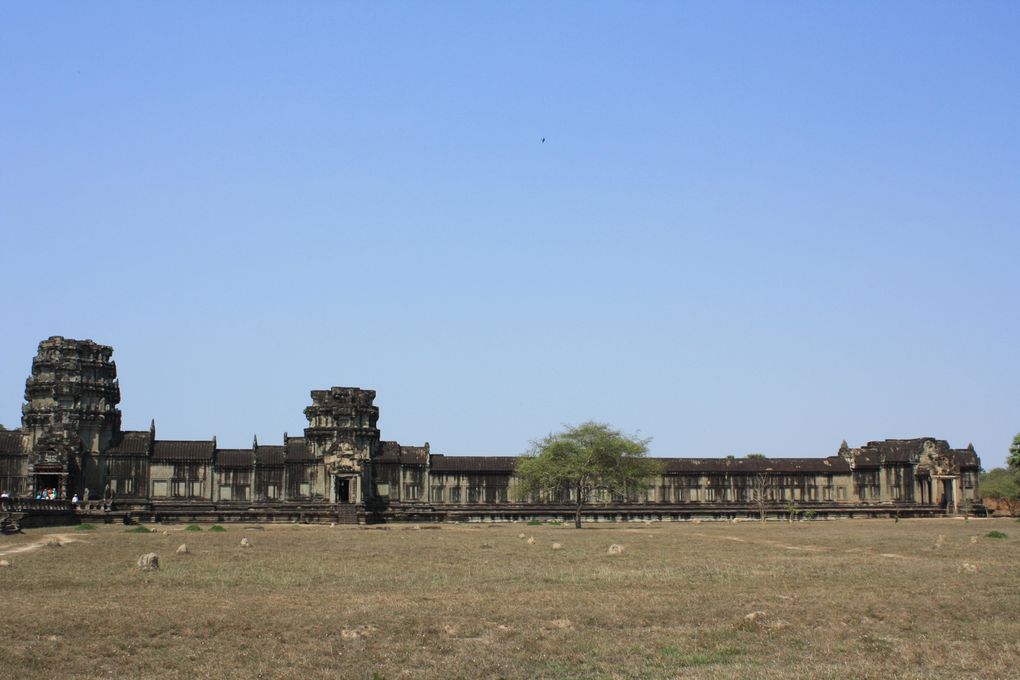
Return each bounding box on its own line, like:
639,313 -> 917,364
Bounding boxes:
253,433 -> 258,450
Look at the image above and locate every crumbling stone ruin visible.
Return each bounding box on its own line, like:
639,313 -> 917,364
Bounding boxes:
0,337 -> 982,524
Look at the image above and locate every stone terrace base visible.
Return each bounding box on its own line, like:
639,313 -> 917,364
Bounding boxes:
55,501 -> 985,527
85,502 -> 362,526
379,502 -> 981,524
2,499 -> 986,530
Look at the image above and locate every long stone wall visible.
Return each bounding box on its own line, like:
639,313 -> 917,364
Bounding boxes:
0,337 -> 984,525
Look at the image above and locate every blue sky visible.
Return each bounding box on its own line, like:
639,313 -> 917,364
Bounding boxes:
1,2 -> 1017,467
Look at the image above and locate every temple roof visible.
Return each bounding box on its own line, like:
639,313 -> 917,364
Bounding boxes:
285,437 -> 313,462
0,430 -> 23,454
255,445 -> 285,466
428,454 -> 857,475
216,449 -> 253,468
400,445 -> 429,466
429,455 -> 518,474
952,449 -> 980,469
662,456 -> 851,474
152,440 -> 215,462
860,438 -> 949,463
378,441 -> 429,465
106,431 -> 151,456
850,451 -> 882,468
376,441 -> 401,462
850,438 -> 980,469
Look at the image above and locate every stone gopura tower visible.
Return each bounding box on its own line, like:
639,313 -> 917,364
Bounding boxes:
20,337 -> 122,498
303,387 -> 381,505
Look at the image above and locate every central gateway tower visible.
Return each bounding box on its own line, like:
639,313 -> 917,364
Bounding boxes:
303,387 -> 380,504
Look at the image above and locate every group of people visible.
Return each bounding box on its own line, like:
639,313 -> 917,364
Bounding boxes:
1,489 -> 85,505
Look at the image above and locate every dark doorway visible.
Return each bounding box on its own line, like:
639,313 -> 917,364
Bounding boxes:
941,479 -> 954,510
335,478 -> 350,504
35,474 -> 61,497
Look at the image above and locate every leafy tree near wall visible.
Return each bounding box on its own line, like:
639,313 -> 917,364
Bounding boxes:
979,468 -> 1020,516
0,424 -> 6,431
515,421 -> 662,529
1008,433 -> 1020,470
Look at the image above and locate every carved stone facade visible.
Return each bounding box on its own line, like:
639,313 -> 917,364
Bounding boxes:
17,337 -> 122,498
0,338 -> 983,521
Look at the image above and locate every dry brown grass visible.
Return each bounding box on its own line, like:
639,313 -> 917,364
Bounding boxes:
1,518 -> 1018,679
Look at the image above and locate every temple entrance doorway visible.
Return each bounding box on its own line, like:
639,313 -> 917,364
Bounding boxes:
335,477 -> 351,504
940,478 -> 957,513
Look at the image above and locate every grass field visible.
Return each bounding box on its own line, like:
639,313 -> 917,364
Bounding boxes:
1,517 -> 1018,679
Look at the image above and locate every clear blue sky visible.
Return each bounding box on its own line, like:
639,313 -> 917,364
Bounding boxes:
1,3 -> 1017,467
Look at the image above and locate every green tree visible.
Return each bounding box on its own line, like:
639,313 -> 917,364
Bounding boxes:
515,421 -> 662,528
0,424 -> 6,431
979,467 -> 1020,516
745,453 -> 766,460
1008,433 -> 1020,470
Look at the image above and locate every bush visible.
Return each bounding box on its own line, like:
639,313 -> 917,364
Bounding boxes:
986,530 -> 1007,539
803,510 -> 817,520
125,526 -> 153,533
209,525 -> 227,532
184,524 -> 203,532
74,523 -> 97,531
979,468 -> 1020,515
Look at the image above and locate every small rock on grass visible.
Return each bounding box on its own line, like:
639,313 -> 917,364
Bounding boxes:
137,553 -> 159,571
526,537 -> 536,545
0,559 -> 11,567
607,544 -> 624,555
240,537 -> 253,548
176,544 -> 189,555
551,542 -> 562,551
738,610 -> 789,631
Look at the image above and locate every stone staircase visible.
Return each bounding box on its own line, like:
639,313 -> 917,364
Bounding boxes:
335,504 -> 359,525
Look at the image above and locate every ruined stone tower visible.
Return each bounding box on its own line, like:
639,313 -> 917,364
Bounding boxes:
21,336 -> 122,496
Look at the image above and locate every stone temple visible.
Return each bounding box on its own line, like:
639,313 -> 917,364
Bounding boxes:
0,337 -> 982,524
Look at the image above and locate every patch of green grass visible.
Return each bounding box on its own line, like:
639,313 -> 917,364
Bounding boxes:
986,530 -> 1007,539
125,526 -> 153,533
74,523 -> 97,531
660,646 -> 743,667
184,524 -> 203,532
209,525 -> 227,532
527,519 -> 563,526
